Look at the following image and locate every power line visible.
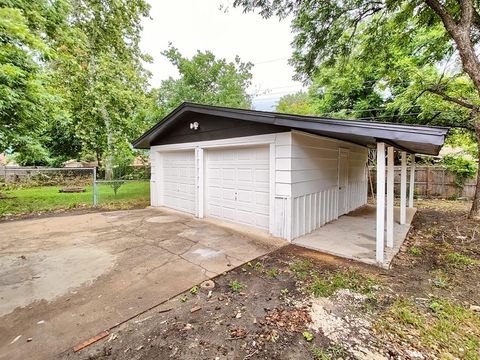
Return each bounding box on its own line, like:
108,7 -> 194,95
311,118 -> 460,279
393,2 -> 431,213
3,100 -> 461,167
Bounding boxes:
255,89 -> 305,97
249,97 -> 459,118
249,98 -> 459,118
253,57 -> 289,65
253,98 -> 282,102
251,79 -> 421,99
255,84 -> 305,93
255,79 -> 414,93
319,110 -> 458,120
263,84 -> 303,90
311,107 -> 412,116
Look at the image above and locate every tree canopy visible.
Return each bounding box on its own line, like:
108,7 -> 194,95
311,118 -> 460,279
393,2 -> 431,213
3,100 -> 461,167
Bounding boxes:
0,1 -> 66,162
154,45 -> 253,118
0,0 -> 153,169
235,0 -> 480,218
0,1 -> 253,173
277,16 -> 473,130
234,0 -> 480,92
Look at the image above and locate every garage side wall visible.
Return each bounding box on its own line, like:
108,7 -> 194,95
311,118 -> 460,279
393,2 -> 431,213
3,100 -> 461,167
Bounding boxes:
149,150 -> 161,207
272,132 -> 293,239
346,144 -> 369,213
289,131 -> 368,239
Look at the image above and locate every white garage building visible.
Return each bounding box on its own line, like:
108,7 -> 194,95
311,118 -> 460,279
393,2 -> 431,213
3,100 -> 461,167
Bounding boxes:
134,103 -> 448,266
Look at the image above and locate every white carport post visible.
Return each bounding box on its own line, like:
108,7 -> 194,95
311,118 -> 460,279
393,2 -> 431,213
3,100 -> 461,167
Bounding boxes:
400,151 -> 407,224
376,142 -> 386,263
409,154 -> 416,208
386,146 -> 395,248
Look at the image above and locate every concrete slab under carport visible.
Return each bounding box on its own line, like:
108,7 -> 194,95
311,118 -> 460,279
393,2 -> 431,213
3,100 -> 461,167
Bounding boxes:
0,208 -> 284,360
293,204 -> 416,268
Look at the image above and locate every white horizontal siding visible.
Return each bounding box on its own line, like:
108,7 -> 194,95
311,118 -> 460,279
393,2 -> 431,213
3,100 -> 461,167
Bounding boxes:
289,131 -> 368,239
272,132 -> 292,238
274,133 -> 292,198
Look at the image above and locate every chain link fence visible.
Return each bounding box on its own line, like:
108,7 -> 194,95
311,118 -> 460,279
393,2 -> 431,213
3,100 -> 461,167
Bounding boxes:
0,166 -> 150,217
93,166 -> 150,206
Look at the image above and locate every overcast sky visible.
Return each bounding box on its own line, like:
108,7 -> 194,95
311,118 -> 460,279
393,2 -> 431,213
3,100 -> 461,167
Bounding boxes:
139,0 -> 304,110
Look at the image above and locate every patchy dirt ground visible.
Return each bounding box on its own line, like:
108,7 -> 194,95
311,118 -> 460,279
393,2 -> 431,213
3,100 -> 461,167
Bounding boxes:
60,200 -> 480,360
0,201 -> 148,223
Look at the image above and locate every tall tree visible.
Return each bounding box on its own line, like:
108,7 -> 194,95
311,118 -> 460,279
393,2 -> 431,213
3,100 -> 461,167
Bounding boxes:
51,0 -> 152,177
276,92 -> 313,115
235,0 -> 480,219
0,1 -> 68,162
1,0 -> 152,170
155,44 -> 253,117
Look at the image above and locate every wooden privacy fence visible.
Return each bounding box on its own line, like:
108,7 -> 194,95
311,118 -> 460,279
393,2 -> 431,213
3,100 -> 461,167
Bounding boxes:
369,166 -> 477,199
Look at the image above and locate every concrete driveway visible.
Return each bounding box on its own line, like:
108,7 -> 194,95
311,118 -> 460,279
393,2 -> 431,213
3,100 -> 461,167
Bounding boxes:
0,208 -> 284,360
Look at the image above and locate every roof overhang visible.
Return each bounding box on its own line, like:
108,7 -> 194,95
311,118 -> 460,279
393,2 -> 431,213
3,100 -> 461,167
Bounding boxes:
133,102 -> 449,155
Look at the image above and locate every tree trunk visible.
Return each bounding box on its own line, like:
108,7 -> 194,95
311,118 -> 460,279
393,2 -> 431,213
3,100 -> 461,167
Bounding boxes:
424,0 -> 480,97
96,151 -> 102,168
423,0 -> 480,218
469,119 -> 480,219
100,105 -> 114,181
450,27 -> 480,98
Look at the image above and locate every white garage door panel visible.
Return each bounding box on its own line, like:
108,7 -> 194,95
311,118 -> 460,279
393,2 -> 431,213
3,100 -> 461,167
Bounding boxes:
206,146 -> 270,231
162,150 -> 196,214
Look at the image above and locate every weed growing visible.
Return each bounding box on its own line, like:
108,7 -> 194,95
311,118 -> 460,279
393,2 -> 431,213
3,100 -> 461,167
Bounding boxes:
289,259 -> 312,280
444,252 -> 478,269
266,268 -> 279,278
309,270 -> 379,297
311,344 -> 347,360
379,298 -> 480,358
229,279 -> 246,292
409,246 -> 423,256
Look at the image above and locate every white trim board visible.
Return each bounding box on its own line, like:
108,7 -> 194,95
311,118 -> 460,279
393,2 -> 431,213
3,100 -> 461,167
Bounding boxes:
150,133 -> 278,152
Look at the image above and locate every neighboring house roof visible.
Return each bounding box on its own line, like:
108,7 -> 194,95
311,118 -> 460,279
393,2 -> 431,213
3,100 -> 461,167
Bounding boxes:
63,159 -> 98,168
132,155 -> 149,167
133,102 -> 449,155
0,153 -> 17,166
0,153 -> 8,166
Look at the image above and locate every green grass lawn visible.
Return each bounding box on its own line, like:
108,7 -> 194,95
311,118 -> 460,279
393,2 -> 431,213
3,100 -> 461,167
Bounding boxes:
0,181 -> 150,217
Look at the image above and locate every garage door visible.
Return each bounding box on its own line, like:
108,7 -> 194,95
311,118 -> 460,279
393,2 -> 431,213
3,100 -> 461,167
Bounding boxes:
206,146 -> 270,231
162,150 -> 196,214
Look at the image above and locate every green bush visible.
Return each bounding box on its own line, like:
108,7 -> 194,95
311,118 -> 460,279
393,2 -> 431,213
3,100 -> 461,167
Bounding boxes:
442,155 -> 477,188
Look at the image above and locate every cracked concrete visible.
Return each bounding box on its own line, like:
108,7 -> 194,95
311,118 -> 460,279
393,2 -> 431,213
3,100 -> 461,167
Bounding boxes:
0,207 -> 285,360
